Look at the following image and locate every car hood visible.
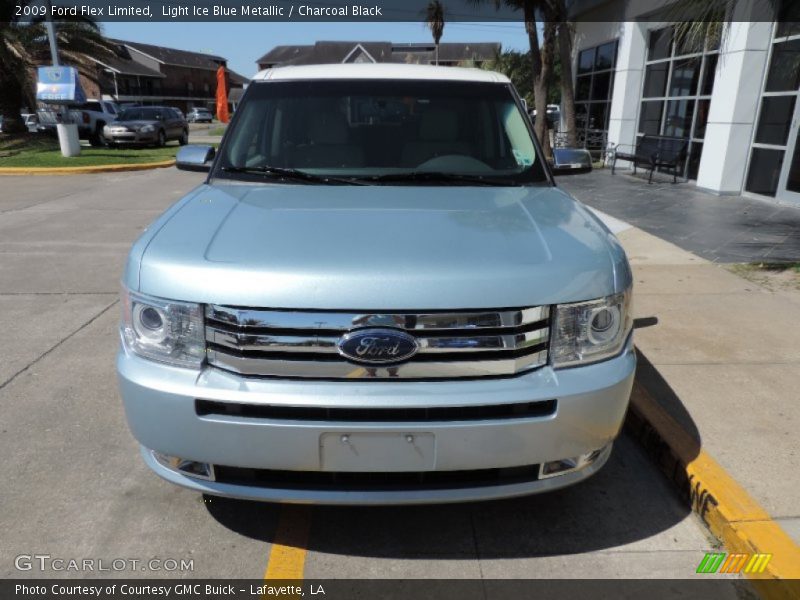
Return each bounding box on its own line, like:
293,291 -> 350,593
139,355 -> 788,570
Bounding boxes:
128,183 -> 630,310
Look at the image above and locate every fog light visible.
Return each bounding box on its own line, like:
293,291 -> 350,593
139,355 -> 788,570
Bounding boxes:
540,458 -> 578,478
153,451 -> 215,481
539,445 -> 608,479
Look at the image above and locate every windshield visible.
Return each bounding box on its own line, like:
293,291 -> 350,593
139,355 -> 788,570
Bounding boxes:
213,79 -> 547,185
118,108 -> 161,121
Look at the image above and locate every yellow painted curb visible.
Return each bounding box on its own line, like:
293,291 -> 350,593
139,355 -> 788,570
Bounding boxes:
627,379 -> 800,599
0,159 -> 175,175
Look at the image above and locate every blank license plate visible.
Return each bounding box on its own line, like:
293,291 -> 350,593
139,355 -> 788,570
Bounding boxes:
320,432 -> 435,472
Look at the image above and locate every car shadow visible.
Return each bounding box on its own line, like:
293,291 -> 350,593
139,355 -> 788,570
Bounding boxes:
206,346 -> 703,559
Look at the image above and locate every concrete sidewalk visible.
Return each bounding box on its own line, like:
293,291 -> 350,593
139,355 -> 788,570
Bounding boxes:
593,209 -> 800,546
562,170 -> 800,263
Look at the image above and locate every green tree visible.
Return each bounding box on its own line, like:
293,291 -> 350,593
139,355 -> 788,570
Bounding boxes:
425,0 -> 446,66
482,50 -> 534,104
0,0 -> 115,134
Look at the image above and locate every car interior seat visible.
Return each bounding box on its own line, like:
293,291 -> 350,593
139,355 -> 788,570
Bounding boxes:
290,111 -> 364,168
401,108 -> 472,167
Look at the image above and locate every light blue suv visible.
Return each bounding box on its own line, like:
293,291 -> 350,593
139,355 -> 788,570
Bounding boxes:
117,64 -> 635,504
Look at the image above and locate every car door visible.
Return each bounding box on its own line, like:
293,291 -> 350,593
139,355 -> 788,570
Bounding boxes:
173,109 -> 187,138
163,108 -> 180,140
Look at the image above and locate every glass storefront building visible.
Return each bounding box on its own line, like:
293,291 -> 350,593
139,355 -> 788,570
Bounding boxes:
572,0 -> 800,205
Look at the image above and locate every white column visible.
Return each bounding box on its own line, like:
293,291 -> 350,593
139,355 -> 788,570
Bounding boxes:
696,20 -> 773,193
607,22 -> 647,153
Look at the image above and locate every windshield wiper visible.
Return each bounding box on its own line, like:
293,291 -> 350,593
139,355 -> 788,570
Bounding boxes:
363,171 -> 520,186
220,165 -> 370,186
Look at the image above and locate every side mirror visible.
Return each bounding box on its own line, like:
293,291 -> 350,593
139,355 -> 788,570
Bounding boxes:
550,148 -> 593,176
176,145 -> 216,172
521,98 -> 528,112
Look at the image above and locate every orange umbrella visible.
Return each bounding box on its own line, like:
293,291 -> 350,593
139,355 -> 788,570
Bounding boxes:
216,66 -> 230,123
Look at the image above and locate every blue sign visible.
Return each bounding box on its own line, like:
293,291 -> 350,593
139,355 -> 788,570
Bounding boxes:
36,66 -> 87,104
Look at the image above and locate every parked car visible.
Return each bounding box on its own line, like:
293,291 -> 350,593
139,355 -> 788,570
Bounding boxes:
530,104 -> 561,129
37,100 -> 119,146
0,112 -> 43,134
104,106 -> 188,147
187,107 -> 213,123
22,113 -> 39,132
117,64 -> 634,505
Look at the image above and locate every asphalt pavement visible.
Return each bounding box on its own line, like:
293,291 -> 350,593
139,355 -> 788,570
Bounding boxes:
0,169 -> 730,582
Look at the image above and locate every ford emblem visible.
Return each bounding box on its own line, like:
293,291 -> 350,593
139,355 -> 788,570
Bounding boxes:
337,328 -> 419,365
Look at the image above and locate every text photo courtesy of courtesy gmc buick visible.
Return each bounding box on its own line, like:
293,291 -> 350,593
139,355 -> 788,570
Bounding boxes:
117,63 -> 635,504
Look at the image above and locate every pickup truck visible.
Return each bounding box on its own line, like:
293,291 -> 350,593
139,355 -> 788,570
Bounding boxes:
117,64 -> 635,504
37,99 -> 119,146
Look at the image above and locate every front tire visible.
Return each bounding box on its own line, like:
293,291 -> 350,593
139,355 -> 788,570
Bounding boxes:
157,130 -> 166,148
179,129 -> 189,145
89,124 -> 106,147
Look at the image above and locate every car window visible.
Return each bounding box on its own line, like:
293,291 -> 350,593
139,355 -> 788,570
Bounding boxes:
215,79 -> 545,185
118,108 -> 162,121
80,101 -> 102,112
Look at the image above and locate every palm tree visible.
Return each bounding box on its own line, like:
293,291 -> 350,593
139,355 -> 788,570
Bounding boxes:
665,0 -> 735,53
550,4 -> 576,147
0,1 -> 116,134
426,0 -> 445,66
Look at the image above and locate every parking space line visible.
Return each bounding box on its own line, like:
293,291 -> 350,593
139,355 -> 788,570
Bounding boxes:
263,504 -> 313,580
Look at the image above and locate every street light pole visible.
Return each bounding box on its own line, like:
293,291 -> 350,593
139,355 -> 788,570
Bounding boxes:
44,0 -> 59,66
43,0 -> 81,156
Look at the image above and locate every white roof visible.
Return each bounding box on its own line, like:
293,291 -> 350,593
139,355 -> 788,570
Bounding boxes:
251,63 -> 510,84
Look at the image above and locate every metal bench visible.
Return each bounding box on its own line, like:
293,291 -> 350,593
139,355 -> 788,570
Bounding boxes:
611,135 -> 688,184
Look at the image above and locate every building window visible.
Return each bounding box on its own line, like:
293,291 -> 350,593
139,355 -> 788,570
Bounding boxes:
637,26 -> 719,180
575,40 -> 618,156
746,2 -> 800,198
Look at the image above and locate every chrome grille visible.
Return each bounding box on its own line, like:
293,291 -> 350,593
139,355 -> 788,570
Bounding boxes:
205,305 -> 550,380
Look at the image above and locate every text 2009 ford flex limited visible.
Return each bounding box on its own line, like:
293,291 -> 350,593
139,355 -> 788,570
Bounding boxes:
117,64 -> 635,504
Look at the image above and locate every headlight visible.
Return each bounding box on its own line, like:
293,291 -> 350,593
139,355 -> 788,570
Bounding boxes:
120,287 -> 205,368
139,124 -> 155,133
551,290 -> 632,368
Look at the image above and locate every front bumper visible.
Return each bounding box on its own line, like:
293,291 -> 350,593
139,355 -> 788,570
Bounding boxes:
104,130 -> 157,144
117,337 -> 635,504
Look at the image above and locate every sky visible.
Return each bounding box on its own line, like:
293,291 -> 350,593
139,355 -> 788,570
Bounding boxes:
103,22 -> 532,78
